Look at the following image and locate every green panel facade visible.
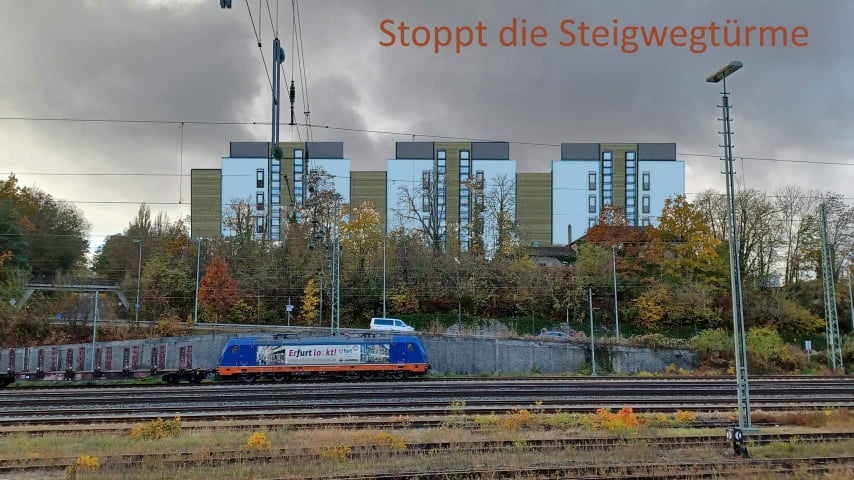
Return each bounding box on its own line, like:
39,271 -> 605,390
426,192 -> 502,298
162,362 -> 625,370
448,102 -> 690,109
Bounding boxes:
516,173 -> 552,246
350,171 -> 388,230
190,169 -> 222,239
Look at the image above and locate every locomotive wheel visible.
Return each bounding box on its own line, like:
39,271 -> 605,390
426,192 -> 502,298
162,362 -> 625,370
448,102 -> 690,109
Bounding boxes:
391,371 -> 406,380
360,371 -> 376,380
272,373 -> 287,382
239,373 -> 256,383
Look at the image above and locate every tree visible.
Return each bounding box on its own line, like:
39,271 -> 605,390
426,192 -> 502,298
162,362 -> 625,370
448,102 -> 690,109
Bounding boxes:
773,186 -> 819,285
298,278 -> 319,326
393,173 -> 446,252
222,197 -> 255,240
483,174 -> 518,258
198,256 -> 239,322
656,195 -> 723,283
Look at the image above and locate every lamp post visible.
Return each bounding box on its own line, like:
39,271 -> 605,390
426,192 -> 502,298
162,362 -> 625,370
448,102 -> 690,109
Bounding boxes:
612,244 -> 620,338
707,60 -> 753,432
847,254 -> 854,331
588,288 -> 596,376
193,237 -> 202,324
383,232 -> 387,318
133,239 -> 143,326
454,257 -> 462,326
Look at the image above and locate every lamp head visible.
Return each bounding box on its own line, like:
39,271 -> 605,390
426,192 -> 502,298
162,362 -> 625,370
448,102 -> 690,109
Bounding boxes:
706,61 -> 743,83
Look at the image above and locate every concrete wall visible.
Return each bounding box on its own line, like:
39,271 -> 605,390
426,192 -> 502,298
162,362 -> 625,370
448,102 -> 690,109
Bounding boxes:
1,333 -> 698,376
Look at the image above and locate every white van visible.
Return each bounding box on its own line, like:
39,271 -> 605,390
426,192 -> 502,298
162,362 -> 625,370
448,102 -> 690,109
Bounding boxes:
369,317 -> 415,332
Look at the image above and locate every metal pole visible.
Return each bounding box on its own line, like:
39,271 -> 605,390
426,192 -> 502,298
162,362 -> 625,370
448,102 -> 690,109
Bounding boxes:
588,288 -> 596,376
91,291 -> 98,371
383,232 -> 387,318
612,245 -> 620,338
847,256 -> 854,331
193,237 -> 202,324
720,75 -> 751,429
135,239 -> 142,326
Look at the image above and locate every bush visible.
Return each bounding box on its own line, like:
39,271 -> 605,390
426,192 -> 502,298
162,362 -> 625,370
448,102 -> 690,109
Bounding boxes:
690,329 -> 733,365
745,326 -> 786,372
501,408 -> 534,431
128,417 -> 182,440
246,431 -> 272,450
592,407 -> 640,431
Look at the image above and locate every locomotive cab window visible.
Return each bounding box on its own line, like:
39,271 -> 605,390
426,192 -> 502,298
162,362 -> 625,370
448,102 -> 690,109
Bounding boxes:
407,343 -> 414,351
231,346 -> 239,354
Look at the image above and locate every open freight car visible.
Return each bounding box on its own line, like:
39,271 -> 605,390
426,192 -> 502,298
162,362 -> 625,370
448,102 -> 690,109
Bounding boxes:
216,334 -> 430,382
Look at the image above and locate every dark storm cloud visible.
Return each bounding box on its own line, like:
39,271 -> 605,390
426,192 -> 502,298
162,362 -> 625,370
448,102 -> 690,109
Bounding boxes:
1,0 -> 852,250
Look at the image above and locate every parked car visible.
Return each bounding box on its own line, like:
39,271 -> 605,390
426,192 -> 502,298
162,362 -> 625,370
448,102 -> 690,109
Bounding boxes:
370,317 -> 415,332
538,330 -> 568,338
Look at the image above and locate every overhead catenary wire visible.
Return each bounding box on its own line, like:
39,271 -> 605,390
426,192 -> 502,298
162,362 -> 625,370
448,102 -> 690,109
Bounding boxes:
1,115 -> 853,169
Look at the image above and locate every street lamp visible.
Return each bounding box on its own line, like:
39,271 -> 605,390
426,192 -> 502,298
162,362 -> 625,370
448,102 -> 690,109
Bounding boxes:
847,254 -> 854,331
612,244 -> 620,338
588,288 -> 596,376
193,237 -> 203,324
707,60 -> 753,433
133,239 -> 143,326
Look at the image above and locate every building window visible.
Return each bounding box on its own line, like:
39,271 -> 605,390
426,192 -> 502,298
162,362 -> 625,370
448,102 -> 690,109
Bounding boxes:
256,192 -> 264,211
602,151 -> 612,161
642,195 -> 650,214
437,150 -> 446,161
475,170 -> 484,186
641,216 -> 650,226
255,217 -> 265,233
588,195 -> 596,214
422,170 -> 432,190
256,169 -> 264,188
626,151 -> 636,161
642,172 -> 650,191
589,217 -> 597,228
588,172 -> 596,190
627,196 -> 635,206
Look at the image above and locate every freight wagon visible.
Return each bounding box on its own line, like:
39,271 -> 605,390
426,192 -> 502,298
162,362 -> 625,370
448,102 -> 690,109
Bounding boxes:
217,334 -> 430,382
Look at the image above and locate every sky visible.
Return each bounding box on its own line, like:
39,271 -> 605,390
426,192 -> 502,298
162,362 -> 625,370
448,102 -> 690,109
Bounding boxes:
1,0 -> 852,255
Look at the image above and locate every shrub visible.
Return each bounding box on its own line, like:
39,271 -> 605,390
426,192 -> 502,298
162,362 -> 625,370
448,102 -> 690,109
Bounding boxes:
746,326 -> 785,373
501,408 -> 534,431
690,329 -> 733,365
153,314 -> 191,337
321,445 -> 352,460
592,407 -> 640,431
674,410 -> 697,424
246,431 -> 272,450
128,417 -> 182,440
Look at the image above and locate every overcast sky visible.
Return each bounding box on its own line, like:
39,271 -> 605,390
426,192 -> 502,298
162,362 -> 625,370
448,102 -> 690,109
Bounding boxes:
1,0 -> 852,254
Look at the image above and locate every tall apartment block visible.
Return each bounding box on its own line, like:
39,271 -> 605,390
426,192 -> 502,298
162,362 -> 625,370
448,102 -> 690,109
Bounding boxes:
387,141 -> 515,254
191,140 -> 684,248
191,141 -> 350,240
552,143 -> 684,244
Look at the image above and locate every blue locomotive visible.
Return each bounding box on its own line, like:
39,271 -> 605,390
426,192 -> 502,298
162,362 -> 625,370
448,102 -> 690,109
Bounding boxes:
217,334 -> 430,382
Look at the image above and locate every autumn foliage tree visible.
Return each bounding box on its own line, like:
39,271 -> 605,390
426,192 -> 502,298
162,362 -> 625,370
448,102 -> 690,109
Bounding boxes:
198,255 -> 239,322
298,278 -> 319,326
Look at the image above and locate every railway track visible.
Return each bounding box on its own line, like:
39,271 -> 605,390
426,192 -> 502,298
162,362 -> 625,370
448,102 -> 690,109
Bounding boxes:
1,431 -> 851,477
0,377 -> 851,425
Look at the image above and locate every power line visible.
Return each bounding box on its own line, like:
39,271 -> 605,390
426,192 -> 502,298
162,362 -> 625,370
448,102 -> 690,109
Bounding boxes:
2,116 -> 854,168
243,0 -> 274,94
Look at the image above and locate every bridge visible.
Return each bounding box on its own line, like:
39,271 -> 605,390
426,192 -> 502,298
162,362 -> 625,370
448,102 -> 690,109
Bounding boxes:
18,283 -> 130,309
